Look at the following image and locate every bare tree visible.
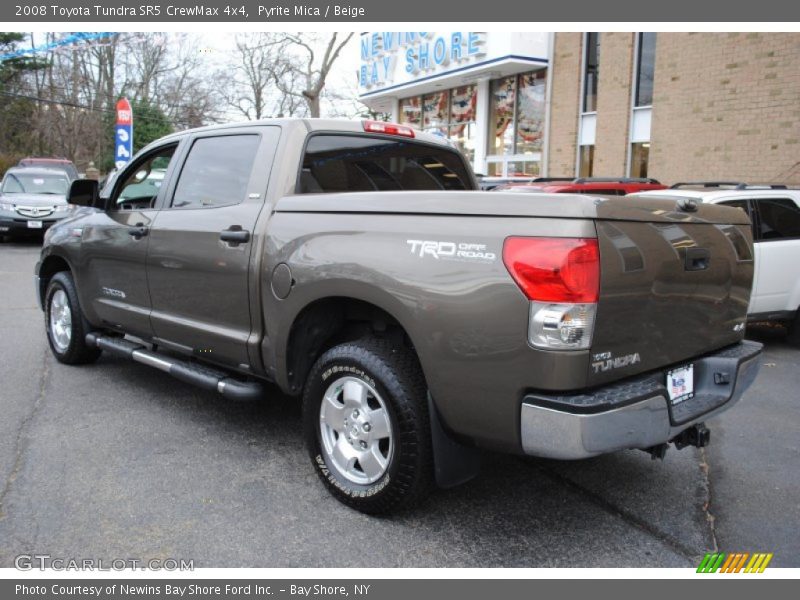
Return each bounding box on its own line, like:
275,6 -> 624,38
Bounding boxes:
159,34 -> 225,128
274,33 -> 354,118
225,33 -> 285,120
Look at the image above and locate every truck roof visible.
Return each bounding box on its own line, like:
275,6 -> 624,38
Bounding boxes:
155,118 -> 453,149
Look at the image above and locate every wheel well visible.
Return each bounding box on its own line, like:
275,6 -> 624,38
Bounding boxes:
285,297 -> 416,395
38,255 -> 71,306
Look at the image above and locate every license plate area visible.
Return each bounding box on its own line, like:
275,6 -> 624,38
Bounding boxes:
27,220 -> 43,229
667,363 -> 694,405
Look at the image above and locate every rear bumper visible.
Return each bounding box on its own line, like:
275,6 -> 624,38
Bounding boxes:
520,340 -> 762,459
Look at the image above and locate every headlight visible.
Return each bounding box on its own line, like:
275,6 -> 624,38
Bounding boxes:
54,204 -> 75,213
0,201 -> 14,211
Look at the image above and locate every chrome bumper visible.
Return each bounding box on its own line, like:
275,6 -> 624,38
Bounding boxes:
520,341 -> 762,459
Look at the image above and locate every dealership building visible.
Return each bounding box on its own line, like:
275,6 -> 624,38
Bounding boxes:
357,32 -> 800,185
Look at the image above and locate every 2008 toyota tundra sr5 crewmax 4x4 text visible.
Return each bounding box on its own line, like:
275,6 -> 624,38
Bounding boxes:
36,119 -> 762,513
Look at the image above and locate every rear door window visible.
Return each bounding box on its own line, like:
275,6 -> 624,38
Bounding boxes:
299,134 -> 473,193
753,198 -> 800,241
171,134 -> 260,209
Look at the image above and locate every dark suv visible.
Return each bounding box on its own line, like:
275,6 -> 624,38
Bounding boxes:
492,177 -> 667,195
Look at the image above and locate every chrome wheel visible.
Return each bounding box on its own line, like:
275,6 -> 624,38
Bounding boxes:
49,289 -> 72,353
319,376 -> 393,485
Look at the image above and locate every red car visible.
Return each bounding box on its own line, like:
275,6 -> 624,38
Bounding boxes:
492,177 -> 668,195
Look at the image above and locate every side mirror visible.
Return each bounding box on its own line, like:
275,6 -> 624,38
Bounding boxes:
68,179 -> 99,208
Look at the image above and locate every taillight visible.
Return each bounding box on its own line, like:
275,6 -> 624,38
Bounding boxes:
503,237 -> 600,350
362,120 -> 415,138
502,237 -> 599,303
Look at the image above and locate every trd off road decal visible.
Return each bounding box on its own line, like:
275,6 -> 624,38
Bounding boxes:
406,239 -> 496,263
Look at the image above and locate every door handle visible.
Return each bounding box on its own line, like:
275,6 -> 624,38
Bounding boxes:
685,247 -> 710,271
220,227 -> 250,244
128,224 -> 148,238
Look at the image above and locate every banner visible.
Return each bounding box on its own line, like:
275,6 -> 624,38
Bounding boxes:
114,97 -> 133,170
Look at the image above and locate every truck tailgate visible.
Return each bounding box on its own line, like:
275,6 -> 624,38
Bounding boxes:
589,213 -> 754,386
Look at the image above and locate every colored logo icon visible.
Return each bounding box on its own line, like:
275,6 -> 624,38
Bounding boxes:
697,552 -> 773,573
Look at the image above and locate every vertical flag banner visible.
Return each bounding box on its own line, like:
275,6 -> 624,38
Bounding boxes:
114,98 -> 133,170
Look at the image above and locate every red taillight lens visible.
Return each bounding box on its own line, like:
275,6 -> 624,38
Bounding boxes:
362,120 -> 415,138
502,237 -> 600,303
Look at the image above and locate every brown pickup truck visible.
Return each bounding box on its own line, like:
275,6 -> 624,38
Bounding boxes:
36,119 -> 761,513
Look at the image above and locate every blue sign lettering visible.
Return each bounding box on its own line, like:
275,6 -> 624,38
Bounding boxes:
433,37 -> 447,66
451,32 -> 463,61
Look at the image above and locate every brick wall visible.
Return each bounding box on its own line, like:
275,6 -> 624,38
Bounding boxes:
594,33 -> 635,177
546,32 -> 800,185
649,32 -> 800,185
547,33 -> 582,176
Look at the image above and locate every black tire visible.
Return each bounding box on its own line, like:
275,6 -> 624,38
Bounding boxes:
302,337 -> 433,514
44,271 -> 101,365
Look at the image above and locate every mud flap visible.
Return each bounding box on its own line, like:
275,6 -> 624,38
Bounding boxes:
428,393 -> 481,488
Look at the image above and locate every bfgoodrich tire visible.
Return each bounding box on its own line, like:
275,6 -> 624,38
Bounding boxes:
44,271 -> 101,365
303,337 -> 433,514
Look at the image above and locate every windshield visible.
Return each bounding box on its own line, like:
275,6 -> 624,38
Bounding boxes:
2,172 -> 69,195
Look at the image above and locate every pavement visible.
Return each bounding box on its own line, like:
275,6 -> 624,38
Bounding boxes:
0,238 -> 797,568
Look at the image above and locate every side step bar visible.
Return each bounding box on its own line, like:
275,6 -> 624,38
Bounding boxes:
86,333 -> 264,401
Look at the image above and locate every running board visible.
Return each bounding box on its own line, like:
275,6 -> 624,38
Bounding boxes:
86,333 -> 264,401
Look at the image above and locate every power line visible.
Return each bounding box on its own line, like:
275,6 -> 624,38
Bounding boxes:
0,90 -> 202,126
14,78 -> 221,115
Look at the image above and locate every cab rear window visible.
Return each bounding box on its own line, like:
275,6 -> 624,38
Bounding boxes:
298,134 -> 472,193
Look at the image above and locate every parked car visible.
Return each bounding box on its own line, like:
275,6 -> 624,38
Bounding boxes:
492,176 -> 668,195
0,167 -> 73,241
476,176 -> 531,190
17,157 -> 79,181
633,182 -> 800,344
36,119 -> 761,513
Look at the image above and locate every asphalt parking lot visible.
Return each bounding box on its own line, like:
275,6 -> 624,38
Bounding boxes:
0,239 -> 798,568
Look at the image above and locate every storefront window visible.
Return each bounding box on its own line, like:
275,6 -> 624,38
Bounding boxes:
516,71 -> 547,155
422,91 -> 449,136
630,142 -> 650,178
399,96 -> 422,128
507,161 -> 540,178
399,85 -> 477,163
449,85 -> 477,162
450,85 -> 476,124
486,70 -> 547,175
489,76 -> 516,157
579,145 -> 595,177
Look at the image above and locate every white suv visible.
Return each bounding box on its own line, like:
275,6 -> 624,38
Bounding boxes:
633,183 -> 800,345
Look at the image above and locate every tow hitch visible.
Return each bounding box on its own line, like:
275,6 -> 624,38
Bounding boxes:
672,422 -> 711,449
643,423 -> 711,460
